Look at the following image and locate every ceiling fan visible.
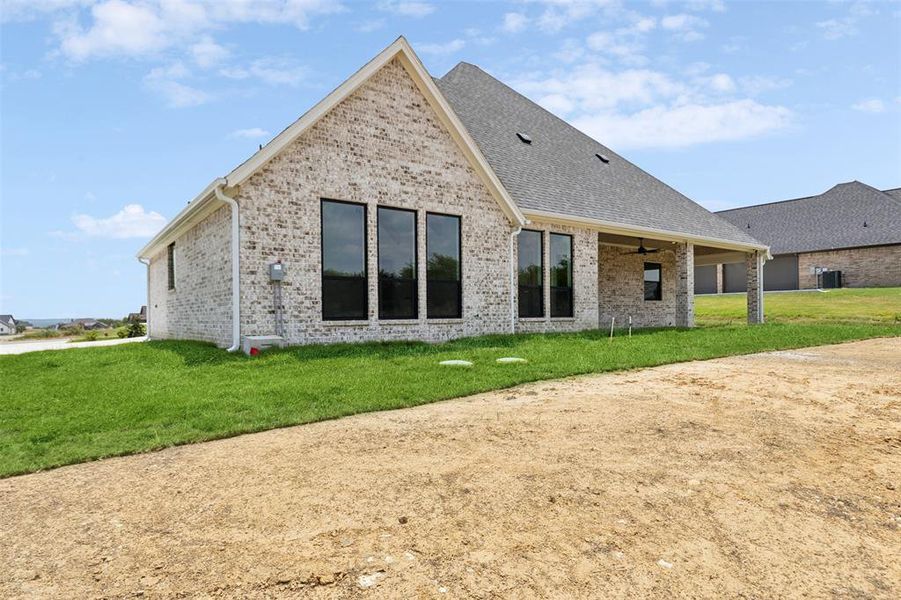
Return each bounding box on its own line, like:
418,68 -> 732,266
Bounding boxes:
621,238 -> 661,255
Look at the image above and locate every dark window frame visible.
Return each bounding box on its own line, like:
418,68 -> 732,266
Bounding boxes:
518,228 -> 545,318
549,232 -> 574,318
167,242 -> 176,291
644,262 -> 662,302
425,211 -> 463,319
377,205 -> 418,320
320,198 -> 369,321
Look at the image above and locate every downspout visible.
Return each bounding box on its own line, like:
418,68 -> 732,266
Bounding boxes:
213,181 -> 241,352
138,257 -> 151,340
509,226 -> 522,334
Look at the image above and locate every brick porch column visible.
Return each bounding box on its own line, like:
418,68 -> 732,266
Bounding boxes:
746,251 -> 765,324
675,242 -> 694,328
715,263 -> 723,294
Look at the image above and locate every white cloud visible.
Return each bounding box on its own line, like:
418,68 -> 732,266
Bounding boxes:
502,12 -> 529,33
377,1 -> 435,18
190,36 -> 229,68
416,39 -> 465,55
0,247 -> 29,257
572,100 -> 791,149
738,75 -> 792,96
852,98 -> 885,113
143,62 -> 209,107
220,57 -> 308,86
56,0 -> 169,61
660,13 -> 708,40
534,0 -> 616,33
685,0 -> 725,12
42,0 -> 344,61
71,204 -> 167,238
512,59 -> 791,150
708,73 -> 736,93
229,128 -> 271,139
816,18 -> 857,40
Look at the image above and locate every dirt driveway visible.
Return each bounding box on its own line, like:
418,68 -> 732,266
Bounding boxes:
2,338 -> 899,599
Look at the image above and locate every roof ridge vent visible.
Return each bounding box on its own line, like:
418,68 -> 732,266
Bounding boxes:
595,153 -> 610,163
516,132 -> 532,144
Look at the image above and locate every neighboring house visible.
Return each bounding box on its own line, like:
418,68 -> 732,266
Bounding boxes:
69,319 -> 109,330
127,306 -> 147,323
137,38 -> 768,349
0,315 -> 16,336
695,181 -> 901,293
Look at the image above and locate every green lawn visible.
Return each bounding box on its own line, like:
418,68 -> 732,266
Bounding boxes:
1,321 -> 898,478
695,287 -> 901,326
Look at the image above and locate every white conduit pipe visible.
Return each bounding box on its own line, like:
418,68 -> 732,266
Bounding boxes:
138,257 -> 151,340
509,226 -> 522,334
214,182 -> 241,352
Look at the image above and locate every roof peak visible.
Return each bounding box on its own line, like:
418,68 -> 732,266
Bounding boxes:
718,180 -> 893,214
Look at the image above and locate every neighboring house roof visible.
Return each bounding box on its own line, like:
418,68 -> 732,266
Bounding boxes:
716,181 -> 901,255
436,62 -> 763,249
0,315 -> 15,328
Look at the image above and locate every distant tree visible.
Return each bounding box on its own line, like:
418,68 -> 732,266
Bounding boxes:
127,321 -> 146,338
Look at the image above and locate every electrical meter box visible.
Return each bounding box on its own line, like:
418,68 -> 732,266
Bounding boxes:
269,261 -> 286,281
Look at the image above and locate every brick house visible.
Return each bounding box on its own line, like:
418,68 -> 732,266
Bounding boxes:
695,181 -> 901,294
137,38 -> 768,350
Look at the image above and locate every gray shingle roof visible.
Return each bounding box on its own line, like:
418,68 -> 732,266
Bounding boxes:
883,187 -> 901,201
436,62 -> 762,247
0,315 -> 15,328
716,181 -> 901,255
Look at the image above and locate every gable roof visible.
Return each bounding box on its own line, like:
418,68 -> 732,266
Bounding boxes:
0,315 -> 15,328
436,62 -> 764,250
138,37 -> 525,259
716,181 -> 901,255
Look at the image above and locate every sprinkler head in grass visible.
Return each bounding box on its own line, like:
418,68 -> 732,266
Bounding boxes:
496,357 -> 528,364
439,360 -> 474,367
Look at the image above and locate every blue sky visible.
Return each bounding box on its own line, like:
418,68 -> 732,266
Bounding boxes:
1,0 -> 899,318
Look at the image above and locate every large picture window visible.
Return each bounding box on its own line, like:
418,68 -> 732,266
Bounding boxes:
644,262 -> 662,301
426,213 -> 462,318
518,229 -> 544,318
550,233 -> 573,317
378,207 -> 417,319
321,199 -> 367,320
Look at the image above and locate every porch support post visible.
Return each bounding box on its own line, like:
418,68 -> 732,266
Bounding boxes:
675,242 -> 694,328
715,263 -> 723,294
746,251 -> 765,324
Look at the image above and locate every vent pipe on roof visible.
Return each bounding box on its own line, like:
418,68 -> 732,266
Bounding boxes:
516,132 -> 532,144
595,153 -> 610,163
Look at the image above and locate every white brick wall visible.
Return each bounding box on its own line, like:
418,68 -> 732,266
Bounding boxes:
148,57 -> 697,346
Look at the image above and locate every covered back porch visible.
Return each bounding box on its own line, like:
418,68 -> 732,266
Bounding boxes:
596,231 -> 766,328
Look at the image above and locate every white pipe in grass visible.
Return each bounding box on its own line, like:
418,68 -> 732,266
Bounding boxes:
628,315 -> 632,338
609,316 -> 615,339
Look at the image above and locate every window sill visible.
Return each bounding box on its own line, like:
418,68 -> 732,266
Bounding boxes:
427,318 -> 465,325
322,319 -> 370,327
550,317 -> 575,322
518,317 -> 547,322
379,319 -> 420,326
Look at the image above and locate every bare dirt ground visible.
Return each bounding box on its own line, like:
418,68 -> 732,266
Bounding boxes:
2,338 -> 900,599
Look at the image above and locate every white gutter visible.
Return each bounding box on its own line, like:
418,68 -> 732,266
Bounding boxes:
213,183 -> 241,352
138,257 -> 151,340
509,225 -> 522,333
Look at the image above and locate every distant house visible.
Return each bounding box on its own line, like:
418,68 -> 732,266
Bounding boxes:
127,306 -> 147,323
695,181 -> 901,293
0,315 -> 17,336
70,319 -> 109,330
